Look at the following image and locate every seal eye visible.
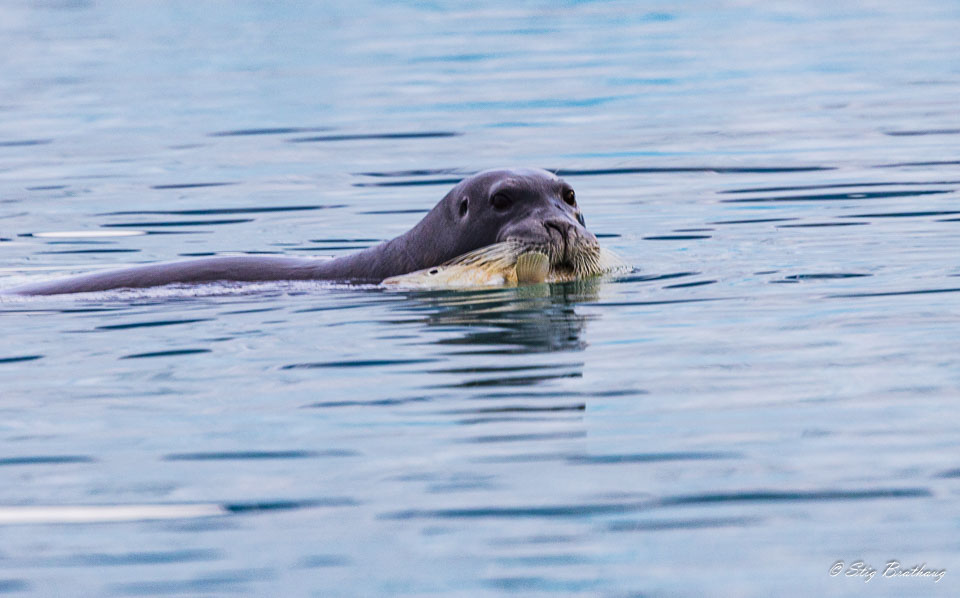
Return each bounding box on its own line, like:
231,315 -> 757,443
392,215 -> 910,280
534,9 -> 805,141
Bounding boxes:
563,189 -> 576,207
458,198 -> 468,218
491,193 -> 512,211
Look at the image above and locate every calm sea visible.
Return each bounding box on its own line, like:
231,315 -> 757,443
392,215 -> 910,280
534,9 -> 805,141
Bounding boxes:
1,1 -> 958,596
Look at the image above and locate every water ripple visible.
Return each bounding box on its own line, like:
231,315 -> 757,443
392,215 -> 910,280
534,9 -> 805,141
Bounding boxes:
567,452 -> 738,464
209,127 -> 331,137
0,139 -> 51,147
163,450 -> 354,461
102,219 -> 253,227
101,205 -> 336,216
720,180 -> 960,194
288,131 -> 461,143
606,516 -> 761,532
722,189 -> 951,203
0,355 -> 43,364
107,569 -> 273,596
0,580 -> 29,593
222,498 -> 358,513
282,358 -> 439,369
122,349 -> 212,359
55,549 -> 220,566
0,455 -> 94,466
96,319 -> 213,330
384,487 -> 930,520
150,182 -> 236,190
828,287 -> 960,299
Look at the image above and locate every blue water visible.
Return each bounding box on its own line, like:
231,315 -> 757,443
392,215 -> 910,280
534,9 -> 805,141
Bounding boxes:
2,1 -> 959,596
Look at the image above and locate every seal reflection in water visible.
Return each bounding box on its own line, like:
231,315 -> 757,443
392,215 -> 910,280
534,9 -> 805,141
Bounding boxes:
4,168 -> 624,296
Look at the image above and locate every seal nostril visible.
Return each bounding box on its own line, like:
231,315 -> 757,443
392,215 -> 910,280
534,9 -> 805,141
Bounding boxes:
543,220 -> 572,263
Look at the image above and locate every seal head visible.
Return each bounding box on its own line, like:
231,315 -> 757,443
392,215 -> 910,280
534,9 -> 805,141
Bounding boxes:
435,168 -> 598,272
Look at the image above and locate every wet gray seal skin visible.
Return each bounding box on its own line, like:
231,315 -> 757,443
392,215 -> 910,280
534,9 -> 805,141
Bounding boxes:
5,168 -> 598,296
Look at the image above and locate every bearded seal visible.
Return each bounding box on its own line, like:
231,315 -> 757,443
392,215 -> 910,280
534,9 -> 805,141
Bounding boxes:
3,168 -> 600,296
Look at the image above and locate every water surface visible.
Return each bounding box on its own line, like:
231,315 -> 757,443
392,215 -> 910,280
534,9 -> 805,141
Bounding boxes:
1,1 -> 959,596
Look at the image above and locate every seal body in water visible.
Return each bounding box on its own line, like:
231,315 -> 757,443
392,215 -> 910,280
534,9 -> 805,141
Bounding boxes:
5,168 -> 604,296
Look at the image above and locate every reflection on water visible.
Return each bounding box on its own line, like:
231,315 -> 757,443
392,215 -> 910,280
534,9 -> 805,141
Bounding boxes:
2,0 -> 960,596
396,280 -> 602,356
